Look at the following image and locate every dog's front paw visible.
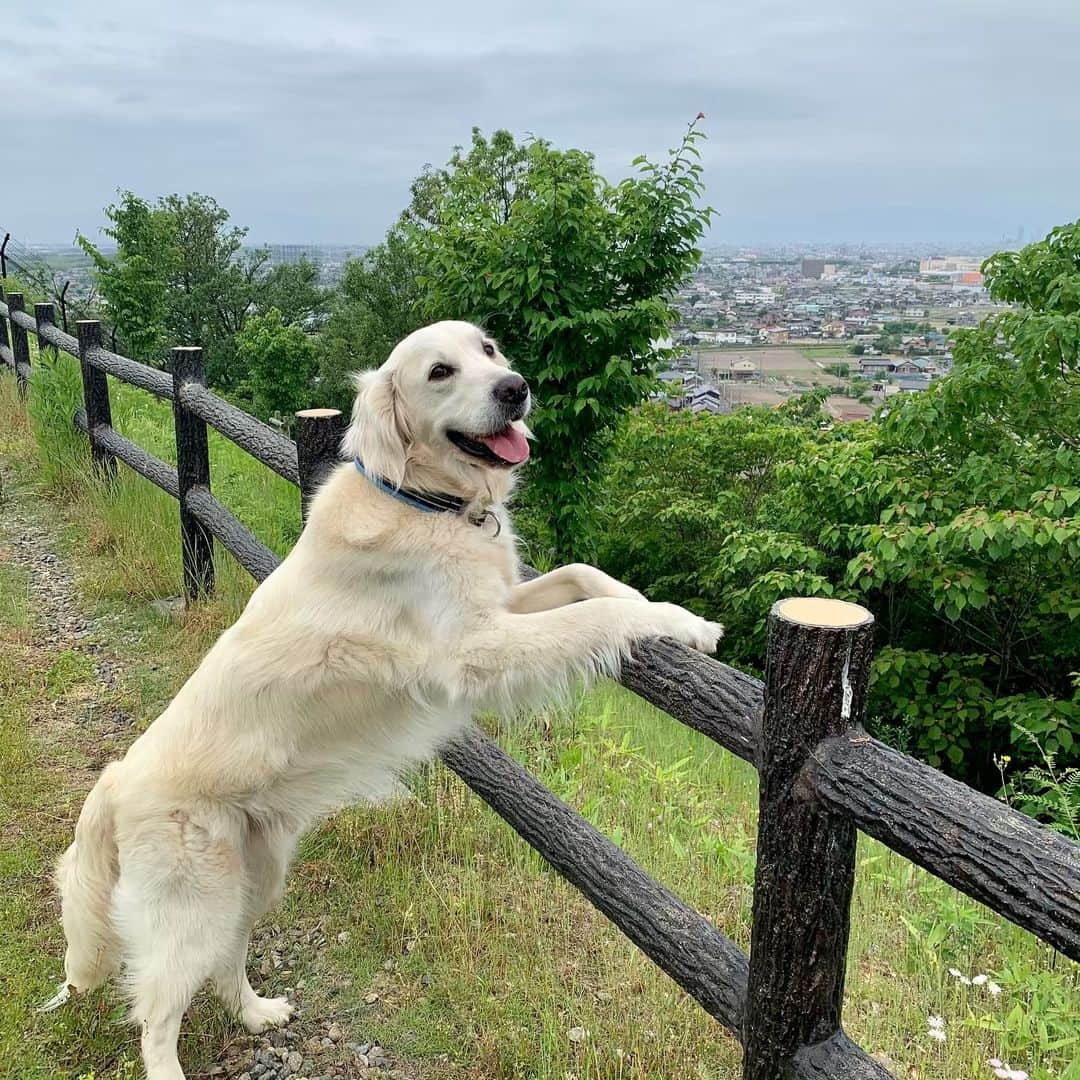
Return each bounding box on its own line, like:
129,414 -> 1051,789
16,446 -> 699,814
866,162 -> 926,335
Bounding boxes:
650,603 -> 724,653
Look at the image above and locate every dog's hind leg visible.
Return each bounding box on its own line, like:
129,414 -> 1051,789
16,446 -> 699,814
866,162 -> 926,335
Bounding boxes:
210,931 -> 295,1033
210,821 -> 296,1034
114,813 -> 250,1080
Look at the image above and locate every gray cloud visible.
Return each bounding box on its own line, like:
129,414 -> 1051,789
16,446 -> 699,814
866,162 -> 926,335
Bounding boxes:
4,0 -> 1078,244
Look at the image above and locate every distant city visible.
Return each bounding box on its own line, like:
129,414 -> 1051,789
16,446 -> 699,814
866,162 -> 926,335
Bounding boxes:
658,243 -> 1004,423
25,238 -> 1004,424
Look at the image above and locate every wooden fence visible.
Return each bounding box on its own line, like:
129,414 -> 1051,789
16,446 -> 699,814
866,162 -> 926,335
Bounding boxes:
2,285 -> 1078,1080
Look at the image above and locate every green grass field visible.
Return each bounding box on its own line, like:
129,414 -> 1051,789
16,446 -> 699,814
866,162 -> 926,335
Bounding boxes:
796,344 -> 855,359
1,352 -> 1077,1080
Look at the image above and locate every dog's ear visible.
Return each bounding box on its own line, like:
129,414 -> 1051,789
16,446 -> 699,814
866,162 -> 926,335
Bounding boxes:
343,368 -> 411,487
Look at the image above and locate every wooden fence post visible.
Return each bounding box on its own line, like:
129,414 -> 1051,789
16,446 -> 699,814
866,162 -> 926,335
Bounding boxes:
743,597 -> 876,1080
0,283 -> 10,368
7,292 -> 30,397
295,408 -> 344,522
171,346 -> 214,601
77,320 -> 117,479
35,302 -> 57,360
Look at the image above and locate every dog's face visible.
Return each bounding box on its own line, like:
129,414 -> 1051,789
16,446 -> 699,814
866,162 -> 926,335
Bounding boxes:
343,321 -> 532,502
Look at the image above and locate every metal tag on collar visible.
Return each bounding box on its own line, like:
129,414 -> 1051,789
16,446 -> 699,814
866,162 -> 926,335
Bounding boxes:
469,508 -> 502,536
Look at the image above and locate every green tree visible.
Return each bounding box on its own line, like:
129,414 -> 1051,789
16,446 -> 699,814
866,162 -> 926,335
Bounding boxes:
593,223 -> 1080,790
317,231 -> 427,410
234,307 -> 317,421
79,192 -> 268,387
257,259 -> 330,328
77,192 -> 173,363
408,120 -> 713,558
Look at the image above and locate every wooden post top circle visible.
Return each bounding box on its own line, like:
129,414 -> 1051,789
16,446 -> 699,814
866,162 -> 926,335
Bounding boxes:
772,597 -> 873,629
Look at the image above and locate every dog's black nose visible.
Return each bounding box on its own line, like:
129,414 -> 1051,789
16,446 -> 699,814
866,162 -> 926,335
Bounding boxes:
493,374 -> 529,407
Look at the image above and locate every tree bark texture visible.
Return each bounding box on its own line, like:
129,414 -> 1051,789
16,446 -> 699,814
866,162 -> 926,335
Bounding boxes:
171,347 -> 214,601
74,409 -> 179,498
183,486 -> 281,584
6,292 -> 31,396
800,732 -> 1080,962
441,725 -> 751,1035
743,599 -> 876,1080
178,380 -> 300,485
295,408 -> 345,521
76,321 -> 117,479
621,638 -> 762,765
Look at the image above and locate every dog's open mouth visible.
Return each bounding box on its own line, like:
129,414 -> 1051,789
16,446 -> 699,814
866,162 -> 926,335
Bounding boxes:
447,426 -> 531,467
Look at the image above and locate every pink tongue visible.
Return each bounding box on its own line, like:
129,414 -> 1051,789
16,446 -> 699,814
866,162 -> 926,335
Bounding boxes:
480,426 -> 531,464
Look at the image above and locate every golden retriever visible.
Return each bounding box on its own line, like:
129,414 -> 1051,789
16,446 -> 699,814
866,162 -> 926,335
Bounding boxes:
47,320 -> 722,1079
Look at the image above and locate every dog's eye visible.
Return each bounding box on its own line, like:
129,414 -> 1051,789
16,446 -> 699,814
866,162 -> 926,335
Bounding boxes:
429,363 -> 454,381
481,341 -> 495,357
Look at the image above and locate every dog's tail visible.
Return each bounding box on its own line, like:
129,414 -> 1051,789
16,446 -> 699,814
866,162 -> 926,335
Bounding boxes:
48,765 -> 121,1004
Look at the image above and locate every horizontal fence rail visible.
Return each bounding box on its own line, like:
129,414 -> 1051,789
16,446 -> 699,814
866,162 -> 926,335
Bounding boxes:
2,276 -> 1078,1080
800,732 -> 1080,960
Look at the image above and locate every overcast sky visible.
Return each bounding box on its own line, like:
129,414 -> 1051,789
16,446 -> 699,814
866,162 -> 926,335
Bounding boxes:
4,0 -> 1078,246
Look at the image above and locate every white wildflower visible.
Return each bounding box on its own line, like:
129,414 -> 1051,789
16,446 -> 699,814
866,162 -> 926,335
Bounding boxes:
987,981 -> 1002,996
926,1015 -> 946,1042
972,973 -> 988,985
927,1015 -> 945,1029
987,1059 -> 1028,1080
928,1027 -> 947,1042
947,967 -> 963,978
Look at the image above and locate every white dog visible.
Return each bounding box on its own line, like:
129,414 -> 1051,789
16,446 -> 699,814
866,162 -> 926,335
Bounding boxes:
48,321 -> 721,1079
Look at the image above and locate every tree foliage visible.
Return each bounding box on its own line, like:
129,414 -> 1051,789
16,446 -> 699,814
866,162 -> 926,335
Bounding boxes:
596,223 -> 1080,789
317,231 -> 426,410
256,258 -> 331,329
234,307 -> 317,422
406,121 -> 713,558
78,192 -> 268,387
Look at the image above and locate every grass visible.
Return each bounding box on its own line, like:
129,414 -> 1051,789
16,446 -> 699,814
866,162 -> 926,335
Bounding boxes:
797,344 -> 856,360
1,353 -> 1078,1080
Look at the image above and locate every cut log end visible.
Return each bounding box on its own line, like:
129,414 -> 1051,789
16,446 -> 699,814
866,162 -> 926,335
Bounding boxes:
772,597 -> 873,630
295,407 -> 342,419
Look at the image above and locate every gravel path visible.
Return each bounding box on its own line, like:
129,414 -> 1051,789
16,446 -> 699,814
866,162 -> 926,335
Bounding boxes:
1,468 -> 426,1080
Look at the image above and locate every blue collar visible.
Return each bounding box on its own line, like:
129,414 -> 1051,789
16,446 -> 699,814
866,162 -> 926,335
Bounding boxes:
355,458 -> 500,534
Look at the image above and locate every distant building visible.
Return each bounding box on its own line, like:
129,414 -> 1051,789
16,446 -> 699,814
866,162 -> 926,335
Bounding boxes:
860,358 -> 898,376
686,385 -> 729,415
801,258 -> 826,279
920,255 -> 982,275
267,244 -> 323,266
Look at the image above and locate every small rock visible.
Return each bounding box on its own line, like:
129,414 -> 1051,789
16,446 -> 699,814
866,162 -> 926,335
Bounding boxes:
382,959 -> 395,972
567,1026 -> 587,1043
336,931 -> 351,944
151,596 -> 185,619
363,991 -> 380,1005
287,1051 -> 304,1071
326,1022 -> 343,1042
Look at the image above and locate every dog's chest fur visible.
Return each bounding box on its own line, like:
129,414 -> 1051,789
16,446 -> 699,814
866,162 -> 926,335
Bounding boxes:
120,464 -> 521,831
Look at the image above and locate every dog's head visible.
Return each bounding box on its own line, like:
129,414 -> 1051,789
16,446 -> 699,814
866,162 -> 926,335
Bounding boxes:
343,321 -> 532,504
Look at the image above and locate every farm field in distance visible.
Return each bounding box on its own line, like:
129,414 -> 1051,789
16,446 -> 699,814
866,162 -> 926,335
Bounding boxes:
694,345 -> 873,415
